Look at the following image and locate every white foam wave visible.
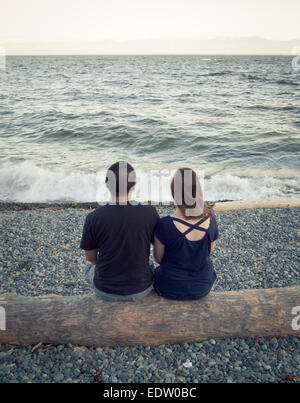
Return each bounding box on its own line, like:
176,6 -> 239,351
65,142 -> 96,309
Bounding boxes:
204,174 -> 300,201
0,161 -> 104,202
0,161 -> 299,203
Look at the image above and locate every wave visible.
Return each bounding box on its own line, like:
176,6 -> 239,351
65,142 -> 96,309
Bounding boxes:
0,161 -> 299,203
198,71 -> 233,77
205,174 -> 300,201
275,79 -> 299,86
236,104 -> 299,112
241,73 -> 299,86
134,118 -> 167,126
0,161 -> 102,202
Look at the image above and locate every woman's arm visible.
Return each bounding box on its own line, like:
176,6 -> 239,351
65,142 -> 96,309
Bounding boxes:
211,241 -> 216,251
153,237 -> 165,263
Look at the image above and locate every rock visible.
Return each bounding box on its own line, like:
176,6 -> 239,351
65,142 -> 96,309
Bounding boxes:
183,361 -> 193,368
53,374 -> 64,382
73,346 -> 88,356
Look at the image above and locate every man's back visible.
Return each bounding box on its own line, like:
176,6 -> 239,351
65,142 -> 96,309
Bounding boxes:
80,202 -> 159,295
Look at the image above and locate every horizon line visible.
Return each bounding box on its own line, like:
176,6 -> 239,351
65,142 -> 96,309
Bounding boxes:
2,35 -> 300,41
5,53 -> 295,56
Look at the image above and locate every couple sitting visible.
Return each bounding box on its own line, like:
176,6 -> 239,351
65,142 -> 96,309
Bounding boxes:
80,161 -> 219,301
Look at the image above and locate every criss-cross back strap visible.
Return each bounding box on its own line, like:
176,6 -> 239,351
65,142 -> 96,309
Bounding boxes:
171,216 -> 209,236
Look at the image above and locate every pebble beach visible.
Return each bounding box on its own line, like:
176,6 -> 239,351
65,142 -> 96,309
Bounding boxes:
0,204 -> 299,383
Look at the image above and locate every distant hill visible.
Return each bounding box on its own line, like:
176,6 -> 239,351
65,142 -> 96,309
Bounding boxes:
3,36 -> 300,55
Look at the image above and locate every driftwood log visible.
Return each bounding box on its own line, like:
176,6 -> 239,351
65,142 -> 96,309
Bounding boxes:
213,198 -> 300,212
0,287 -> 299,347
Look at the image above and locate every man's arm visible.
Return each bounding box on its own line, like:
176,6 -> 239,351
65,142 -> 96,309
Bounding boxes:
80,214 -> 98,264
84,249 -> 98,264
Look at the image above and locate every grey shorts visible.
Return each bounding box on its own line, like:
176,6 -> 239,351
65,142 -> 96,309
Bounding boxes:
84,263 -> 154,301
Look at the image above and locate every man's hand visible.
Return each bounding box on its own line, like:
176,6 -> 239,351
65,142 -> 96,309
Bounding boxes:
84,249 -> 98,264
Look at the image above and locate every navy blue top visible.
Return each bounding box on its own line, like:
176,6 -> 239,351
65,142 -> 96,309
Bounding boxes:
154,214 -> 219,297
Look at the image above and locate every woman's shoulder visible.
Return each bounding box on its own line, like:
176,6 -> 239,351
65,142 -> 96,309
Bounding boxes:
155,215 -> 173,233
156,215 -> 171,226
154,215 -> 172,243
207,211 -> 219,240
206,210 -> 216,225
211,210 -> 218,222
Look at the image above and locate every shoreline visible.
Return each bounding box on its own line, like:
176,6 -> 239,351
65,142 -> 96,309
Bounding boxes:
0,197 -> 299,212
0,200 -> 215,211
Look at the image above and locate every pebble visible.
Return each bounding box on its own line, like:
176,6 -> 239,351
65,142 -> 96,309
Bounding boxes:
0,206 -> 299,383
183,361 -> 193,368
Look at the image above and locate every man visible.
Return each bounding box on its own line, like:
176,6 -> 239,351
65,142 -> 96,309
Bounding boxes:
80,161 -> 159,301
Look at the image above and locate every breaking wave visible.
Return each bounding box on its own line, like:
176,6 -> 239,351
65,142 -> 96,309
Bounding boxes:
0,161 -> 299,203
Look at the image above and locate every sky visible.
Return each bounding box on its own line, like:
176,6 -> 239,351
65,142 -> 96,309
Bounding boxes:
1,0 -> 299,54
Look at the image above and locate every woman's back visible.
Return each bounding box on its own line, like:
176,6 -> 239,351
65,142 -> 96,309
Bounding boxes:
172,215 -> 211,241
154,212 -> 219,299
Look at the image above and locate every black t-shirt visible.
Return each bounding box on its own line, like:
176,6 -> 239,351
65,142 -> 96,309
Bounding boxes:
80,202 -> 160,295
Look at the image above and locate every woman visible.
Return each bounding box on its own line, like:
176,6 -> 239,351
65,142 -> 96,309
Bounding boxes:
153,168 -> 219,300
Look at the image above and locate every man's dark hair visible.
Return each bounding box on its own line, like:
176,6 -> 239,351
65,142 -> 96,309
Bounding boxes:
105,161 -> 136,196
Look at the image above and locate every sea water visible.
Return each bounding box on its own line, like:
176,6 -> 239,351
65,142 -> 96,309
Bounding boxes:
0,55 -> 299,202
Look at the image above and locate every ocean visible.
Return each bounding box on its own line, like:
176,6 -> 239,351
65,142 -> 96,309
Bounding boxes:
0,55 -> 299,202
